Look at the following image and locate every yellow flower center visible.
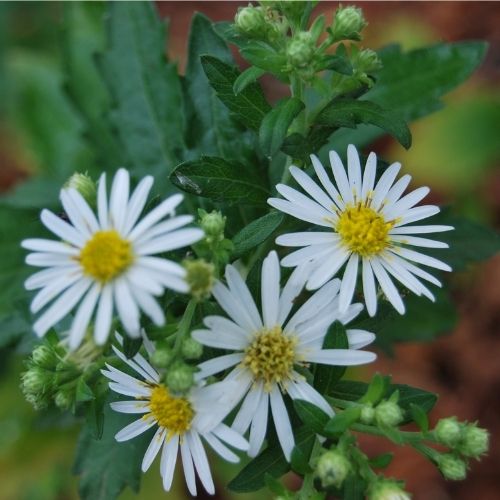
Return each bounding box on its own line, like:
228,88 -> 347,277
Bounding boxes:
242,326 -> 297,391
336,204 -> 394,256
147,385 -> 194,437
79,230 -> 133,282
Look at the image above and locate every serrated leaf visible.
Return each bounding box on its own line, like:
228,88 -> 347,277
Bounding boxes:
98,2 -> 184,184
293,399 -> 330,435
170,156 -> 269,205
324,407 -> 362,437
232,212 -> 284,258
74,394 -> 152,500
314,321 -> 349,394
410,403 -> 429,432
259,97 -> 305,156
317,98 -> 411,149
201,55 -> 271,130
233,66 -> 266,94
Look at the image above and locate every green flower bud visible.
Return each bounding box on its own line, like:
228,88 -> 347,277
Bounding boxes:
354,48 -> 382,74
151,346 -> 175,369
166,362 -> 194,393
184,259 -> 215,301
460,425 -> 489,458
438,454 -> 467,481
368,479 -> 411,500
199,209 -> 226,242
375,400 -> 403,427
64,172 -> 97,207
331,5 -> 367,42
235,5 -> 267,37
54,389 -> 73,411
181,337 -> 203,360
316,449 -> 351,489
360,404 -> 375,424
32,345 -> 57,370
21,368 -> 49,395
287,31 -> 315,68
24,392 -> 48,411
434,417 -> 462,447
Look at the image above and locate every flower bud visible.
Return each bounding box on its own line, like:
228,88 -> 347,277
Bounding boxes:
32,345 -> 57,370
368,479 -> 411,500
316,449 -> 351,489
199,210 -> 226,243
166,362 -> 194,393
331,5 -> 367,42
151,346 -> 175,369
375,400 -> 403,427
360,404 -> 375,424
354,48 -> 382,74
64,172 -> 97,207
181,337 -> 203,360
21,368 -> 49,395
24,392 -> 48,411
287,31 -> 315,68
184,259 -> 215,301
235,5 -> 267,37
434,417 -> 462,447
438,454 -> 467,481
54,389 -> 73,411
460,424 -> 489,458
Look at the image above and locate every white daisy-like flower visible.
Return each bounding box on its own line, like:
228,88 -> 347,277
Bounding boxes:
22,168 -> 204,349
192,251 -> 376,461
268,144 -> 453,316
102,335 -> 248,496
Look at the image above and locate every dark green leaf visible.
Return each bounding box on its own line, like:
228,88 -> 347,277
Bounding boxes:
281,126 -> 336,162
264,474 -> 286,495
318,55 -> 353,75
232,212 -> 284,258
293,399 -> 330,435
324,407 -> 362,438
122,336 -> 142,359
369,452 -> 394,469
259,97 -> 305,156
98,2 -> 185,183
75,378 -> 95,404
74,394 -> 152,500
342,474 -> 367,500
228,426 -> 313,492
410,403 -> 429,432
233,66 -> 266,94
290,444 -> 313,475
170,156 -> 268,204
314,321 -> 349,394
317,98 -> 411,149
240,41 -> 288,75
201,55 -> 271,130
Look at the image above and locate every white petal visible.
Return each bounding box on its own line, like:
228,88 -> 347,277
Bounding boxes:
276,231 -> 337,247
287,378 -> 334,417
61,188 -> 99,235
115,417 -> 155,442
347,144 -> 362,202
186,432 -> 215,495
21,238 -> 78,255
24,265 -> 78,290
391,235 -> 449,249
346,329 -> 376,349
361,151 -> 377,200
391,247 -> 451,271
204,432 -> 239,463
135,228 -> 204,255
204,315 -> 250,340
270,386 -> 294,461
180,438 -> 197,496
26,252 -> 73,268
107,382 -> 149,398
111,344 -> 159,384
137,256 -> 186,277
195,353 -> 244,380
134,215 -> 195,245
126,267 -> 163,296
114,279 -> 140,337
371,162 -> 401,211
289,166 -> 336,212
362,258 -> 377,317
384,174 -> 411,206
232,385 -> 263,434
97,173 -> 109,229
123,175 -> 154,236
68,283 -> 100,350
213,423 -> 249,451
192,329 -> 247,350
248,390 -> 269,457
329,150 -> 353,204
395,205 -> 440,226
40,209 -> 85,247
338,254 -> 359,312
267,198 -> 332,227
276,184 -> 335,219
383,186 -> 430,219
370,258 -> 405,314
310,154 -> 343,209
102,363 -> 146,390
94,284 -> 113,345
130,287 -> 165,326
305,348 -> 376,365
109,168 -> 130,233
277,264 -> 308,324
306,246 -> 349,290
111,400 -> 150,414
261,251 -> 280,327
389,254 -> 442,287
281,243 -> 333,267
160,432 -> 178,491
390,224 -> 454,235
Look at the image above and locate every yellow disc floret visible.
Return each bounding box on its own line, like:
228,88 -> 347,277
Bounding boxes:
79,230 -> 133,282
148,384 -> 194,437
242,326 -> 297,391
336,204 -> 394,256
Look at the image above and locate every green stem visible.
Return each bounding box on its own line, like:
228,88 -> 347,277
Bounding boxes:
327,396 -> 360,409
173,299 -> 197,354
351,423 -> 439,445
298,438 -> 323,500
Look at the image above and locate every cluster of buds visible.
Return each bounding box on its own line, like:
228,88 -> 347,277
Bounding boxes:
368,478 -> 411,500
234,3 -> 286,43
360,393 -> 403,427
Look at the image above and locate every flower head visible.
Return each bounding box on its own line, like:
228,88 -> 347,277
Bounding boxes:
192,251 -> 376,460
103,335 -> 248,496
268,145 -> 453,316
22,168 -> 203,349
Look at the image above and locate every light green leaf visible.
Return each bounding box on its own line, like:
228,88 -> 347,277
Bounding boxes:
410,403 -> 429,432
324,407 -> 362,438
233,65 -> 266,94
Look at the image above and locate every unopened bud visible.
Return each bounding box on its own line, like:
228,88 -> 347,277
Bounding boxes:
32,345 -> 57,369
460,425 -> 489,458
235,6 -> 267,37
184,259 -> 215,301
360,404 -> 375,424
54,389 -> 73,411
354,48 -> 382,74
368,479 -> 411,500
166,362 -> 194,393
438,454 -> 467,481
199,210 -> 226,242
21,368 -> 48,395
375,400 -> 403,427
316,449 -> 351,489
287,31 -> 315,68
151,346 -> 175,369
64,172 -> 96,207
25,392 -> 48,411
331,5 -> 367,42
181,337 -> 203,360
435,417 -> 462,447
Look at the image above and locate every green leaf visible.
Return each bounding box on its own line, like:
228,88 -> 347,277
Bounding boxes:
98,2 -> 185,183
75,378 -> 95,404
281,126 -> 336,161
290,444 -> 313,474
293,399 -> 330,435
369,452 -> 394,469
264,474 -> 286,495
228,426 -> 313,492
74,394 -> 152,500
170,156 -> 269,205
329,41 -> 488,151
259,97 -> 305,156
380,424 -> 404,445
318,54 -> 353,75
342,474 -> 367,500
233,65 -> 265,94
240,41 -> 288,76
410,403 -> 429,432
317,98 -> 411,149
324,407 -> 362,438
201,55 -> 271,130
359,373 -> 390,405
232,212 -> 284,258
314,321 -> 349,394
122,336 -> 142,359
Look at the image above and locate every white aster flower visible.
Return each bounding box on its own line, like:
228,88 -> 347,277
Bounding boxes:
22,168 -> 204,349
103,336 -> 248,496
192,251 -> 376,461
268,144 -> 453,316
